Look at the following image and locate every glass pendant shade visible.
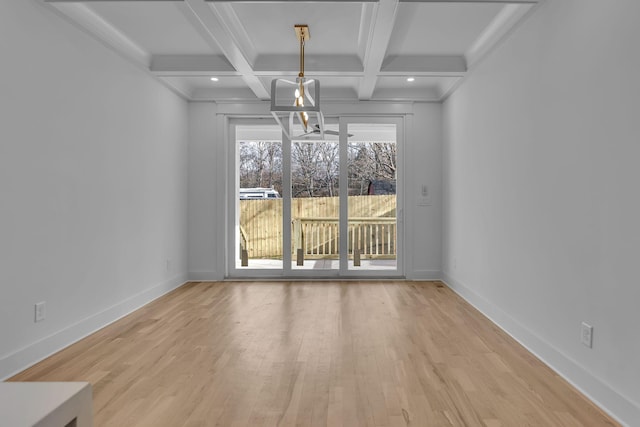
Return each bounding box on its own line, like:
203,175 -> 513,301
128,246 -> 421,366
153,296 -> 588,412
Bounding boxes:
270,76 -> 324,139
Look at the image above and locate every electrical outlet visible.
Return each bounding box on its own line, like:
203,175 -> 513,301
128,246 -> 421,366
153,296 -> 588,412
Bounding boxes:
35,302 -> 46,322
581,322 -> 593,348
453,258 -> 458,271
166,259 -> 171,273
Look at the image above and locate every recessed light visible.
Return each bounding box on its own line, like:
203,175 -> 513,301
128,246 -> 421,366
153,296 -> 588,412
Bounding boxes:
210,77 -> 219,82
407,77 -> 415,82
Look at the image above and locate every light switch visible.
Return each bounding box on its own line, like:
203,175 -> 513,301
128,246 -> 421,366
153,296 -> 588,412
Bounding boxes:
418,184 -> 431,206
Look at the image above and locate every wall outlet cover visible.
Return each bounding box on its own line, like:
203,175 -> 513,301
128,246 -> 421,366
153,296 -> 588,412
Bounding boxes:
35,302 -> 46,323
581,322 -> 593,348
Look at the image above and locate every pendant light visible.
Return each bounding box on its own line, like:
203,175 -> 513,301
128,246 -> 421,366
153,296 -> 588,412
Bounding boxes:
270,25 -> 324,139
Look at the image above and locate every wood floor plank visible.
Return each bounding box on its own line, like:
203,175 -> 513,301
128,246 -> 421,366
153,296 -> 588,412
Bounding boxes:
8,281 -> 619,426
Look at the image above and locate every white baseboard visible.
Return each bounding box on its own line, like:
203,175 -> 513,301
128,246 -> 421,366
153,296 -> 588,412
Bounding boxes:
0,274 -> 188,381
188,271 -> 223,281
189,271 -> 442,281
407,269 -> 442,280
441,272 -> 639,427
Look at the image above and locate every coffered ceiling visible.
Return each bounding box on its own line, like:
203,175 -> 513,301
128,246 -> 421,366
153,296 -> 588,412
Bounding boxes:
44,0 -> 539,102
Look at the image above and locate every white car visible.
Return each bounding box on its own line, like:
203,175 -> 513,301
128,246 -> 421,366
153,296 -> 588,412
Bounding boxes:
239,188 -> 281,200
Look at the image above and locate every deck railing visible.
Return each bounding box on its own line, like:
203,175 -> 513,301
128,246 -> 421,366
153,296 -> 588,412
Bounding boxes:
239,195 -> 396,259
292,217 -> 396,259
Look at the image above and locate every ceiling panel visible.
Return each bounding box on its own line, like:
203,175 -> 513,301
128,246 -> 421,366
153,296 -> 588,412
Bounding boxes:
386,3 -> 504,56
86,2 -> 222,55
230,3 -> 363,56
48,0 -> 538,103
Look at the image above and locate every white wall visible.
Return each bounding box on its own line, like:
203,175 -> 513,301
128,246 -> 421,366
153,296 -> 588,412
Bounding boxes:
0,1 -> 189,378
443,0 -> 640,424
187,102 -> 224,280
187,102 -> 442,280
408,103 -> 442,278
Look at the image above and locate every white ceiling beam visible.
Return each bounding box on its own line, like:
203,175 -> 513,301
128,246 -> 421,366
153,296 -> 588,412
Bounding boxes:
253,54 -> 363,74
254,72 -> 364,79
44,2 -> 150,68
182,0 -> 270,99
356,2 -> 376,63
207,2 -> 258,65
152,54 -> 467,77
465,3 -> 535,68
254,71 -> 364,79
358,0 -> 400,100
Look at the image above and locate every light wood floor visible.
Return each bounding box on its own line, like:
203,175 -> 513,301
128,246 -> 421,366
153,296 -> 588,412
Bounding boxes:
10,281 -> 618,426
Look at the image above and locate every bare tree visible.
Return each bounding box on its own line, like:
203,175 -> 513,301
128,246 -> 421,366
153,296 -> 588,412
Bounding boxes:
239,139 -> 395,198
239,141 -> 282,192
317,143 -> 339,197
348,142 -> 396,195
292,142 -> 321,197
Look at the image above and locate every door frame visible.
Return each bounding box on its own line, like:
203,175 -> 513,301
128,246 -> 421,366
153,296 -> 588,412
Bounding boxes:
337,116 -> 404,278
226,115 -> 405,279
226,117 -> 286,278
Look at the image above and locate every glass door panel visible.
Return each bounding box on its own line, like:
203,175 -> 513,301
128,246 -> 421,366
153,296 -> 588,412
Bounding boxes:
235,124 -> 283,270
290,125 -> 340,271
342,120 -> 401,274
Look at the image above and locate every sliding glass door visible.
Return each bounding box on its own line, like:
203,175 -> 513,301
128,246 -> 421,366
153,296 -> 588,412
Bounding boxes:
343,119 -> 400,273
234,122 -> 284,271
289,124 -> 341,271
228,117 -> 403,278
